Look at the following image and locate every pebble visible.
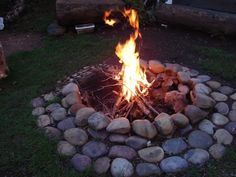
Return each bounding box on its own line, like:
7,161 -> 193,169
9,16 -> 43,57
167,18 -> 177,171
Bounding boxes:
148,60 -> 165,74
57,141 -> 76,156
94,157 -> 111,174
197,75 -> 211,82
218,86 -> 234,95
138,146 -> 164,162
75,107 -> 96,126
232,102 -> 236,110
64,91 -> 81,105
229,110 -> 236,121
184,148 -> 209,165
136,163 -> 161,176
87,128 -> 108,140
184,105 -> 208,124
46,103 -> 61,112
224,122 -> 236,135
109,145 -> 137,160
215,102 -> 229,115
180,125 -> 193,136
62,83 -> 79,95
165,63 -> 183,72
31,97 -> 45,107
171,113 -> 189,128
43,92 -> 55,101
57,117 -> 76,131
64,128 -> 88,146
44,126 -> 61,139
211,113 -> 229,126
88,112 -> 111,130
206,81 -> 221,90
177,71 -> 191,83
71,154 -> 91,172
51,107 -> 66,121
178,84 -> 190,95
209,144 -> 226,159
162,138 -> 187,155
37,115 -> 52,128
111,158 -> 134,177
198,119 -> 215,135
109,134 -> 128,143
211,92 -> 228,101
213,129 -> 233,145
230,92 -> 236,100
154,113 -> 174,136
82,141 -> 108,159
106,118 -> 131,134
132,119 -> 157,139
189,69 -> 199,77
125,136 -> 148,150
188,130 -> 213,149
69,103 -> 86,115
191,92 -> 215,109
194,83 -> 212,95
32,107 -> 45,116
160,156 -> 188,173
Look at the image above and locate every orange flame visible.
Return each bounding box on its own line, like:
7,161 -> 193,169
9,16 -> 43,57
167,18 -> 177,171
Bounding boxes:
104,9 -> 150,102
103,10 -> 117,26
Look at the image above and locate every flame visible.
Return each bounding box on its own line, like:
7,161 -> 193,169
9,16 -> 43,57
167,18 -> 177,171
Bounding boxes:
103,10 -> 117,26
104,9 -> 150,102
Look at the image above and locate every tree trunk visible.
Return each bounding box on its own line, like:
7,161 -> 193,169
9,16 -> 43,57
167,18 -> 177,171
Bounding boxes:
0,42 -> 8,79
56,0 -> 125,26
156,4 -> 236,35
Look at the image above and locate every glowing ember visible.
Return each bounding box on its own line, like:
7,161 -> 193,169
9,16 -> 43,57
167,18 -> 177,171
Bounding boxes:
104,9 -> 150,102
103,10 -> 117,27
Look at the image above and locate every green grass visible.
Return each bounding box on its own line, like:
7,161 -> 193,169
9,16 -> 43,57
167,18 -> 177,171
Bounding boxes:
0,34 -> 116,177
195,46 -> 236,81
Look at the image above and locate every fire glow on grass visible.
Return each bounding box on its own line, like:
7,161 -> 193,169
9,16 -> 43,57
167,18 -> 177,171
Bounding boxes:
104,9 -> 151,102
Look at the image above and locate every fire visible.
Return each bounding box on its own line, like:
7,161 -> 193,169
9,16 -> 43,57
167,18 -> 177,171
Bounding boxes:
104,9 -> 150,102
103,10 -> 117,26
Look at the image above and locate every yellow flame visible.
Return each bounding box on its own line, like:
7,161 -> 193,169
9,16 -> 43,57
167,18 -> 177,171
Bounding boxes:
103,10 -> 117,26
104,9 -> 150,102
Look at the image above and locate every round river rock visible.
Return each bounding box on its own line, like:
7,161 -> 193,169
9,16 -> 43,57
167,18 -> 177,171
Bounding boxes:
188,130 -> 213,149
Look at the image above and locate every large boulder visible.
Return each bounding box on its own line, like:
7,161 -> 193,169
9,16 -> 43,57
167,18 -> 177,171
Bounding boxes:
56,0 -> 125,26
0,42 -> 8,79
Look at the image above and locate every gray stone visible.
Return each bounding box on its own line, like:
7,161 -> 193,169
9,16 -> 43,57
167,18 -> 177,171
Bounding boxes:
57,117 -> 76,131
211,92 -> 228,101
109,134 -> 128,143
64,91 -> 81,105
232,102 -> 236,110
209,144 -> 226,159
213,129 -> 233,145
64,128 -> 88,146
37,115 -> 52,128
191,92 -> 215,109
197,75 -> 211,82
75,107 -> 96,126
194,83 -> 212,95
198,119 -> 215,135
46,103 -> 61,112
218,86 -> 234,95
177,71 -> 191,83
109,145 -> 137,160
71,154 -> 91,172
162,138 -> 187,155
211,113 -> 229,126
132,119 -> 157,139
82,141 -> 108,159
149,60 -> 165,74
106,118 -> 130,134
94,157 -> 111,174
184,149 -> 209,165
88,112 -> 110,130
215,102 -> 229,115
229,110 -> 236,121
184,105 -> 208,124
43,92 -> 55,101
180,125 -> 193,136
125,136 -> 147,150
171,113 -> 189,128
165,63 -> 183,72
87,128 -> 108,140
51,107 -> 66,121
160,156 -> 188,173
230,92 -> 236,100
47,22 -> 66,36
0,17 -> 4,30
111,158 -> 134,177
138,146 -> 164,162
188,130 -> 213,149
62,83 -> 79,95
32,107 -> 45,116
189,69 -> 199,77
206,81 -> 221,90
224,122 -> 236,135
154,113 -> 174,136
57,141 -> 76,156
31,97 -> 45,107
136,163 -> 161,176
178,84 -> 190,95
44,126 -> 61,139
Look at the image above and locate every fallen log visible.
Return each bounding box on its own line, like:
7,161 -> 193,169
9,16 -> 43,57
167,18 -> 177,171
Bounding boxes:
156,4 -> 236,35
56,0 -> 125,26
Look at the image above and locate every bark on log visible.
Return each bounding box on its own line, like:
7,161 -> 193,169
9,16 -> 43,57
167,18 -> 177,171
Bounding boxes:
156,4 -> 236,35
0,42 -> 9,79
56,0 -> 125,26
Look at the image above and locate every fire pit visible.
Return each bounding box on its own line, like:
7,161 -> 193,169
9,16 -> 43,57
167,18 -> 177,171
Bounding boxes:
31,8 -> 236,177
